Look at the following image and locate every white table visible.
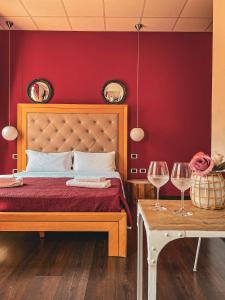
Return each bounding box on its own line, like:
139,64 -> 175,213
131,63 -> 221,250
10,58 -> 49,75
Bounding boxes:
137,200 -> 225,300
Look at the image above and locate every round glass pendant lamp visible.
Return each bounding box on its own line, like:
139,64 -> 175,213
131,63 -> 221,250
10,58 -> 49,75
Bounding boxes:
130,23 -> 145,142
130,127 -> 145,142
2,21 -> 18,142
2,126 -> 18,141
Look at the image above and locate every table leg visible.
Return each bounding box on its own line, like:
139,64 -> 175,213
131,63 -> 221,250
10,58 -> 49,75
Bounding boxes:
147,233 -> 157,300
146,230 -> 185,300
137,212 -> 143,300
148,262 -> 157,300
193,237 -> 201,272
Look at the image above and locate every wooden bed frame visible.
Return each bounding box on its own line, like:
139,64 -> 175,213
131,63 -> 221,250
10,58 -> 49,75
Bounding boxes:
0,104 -> 128,257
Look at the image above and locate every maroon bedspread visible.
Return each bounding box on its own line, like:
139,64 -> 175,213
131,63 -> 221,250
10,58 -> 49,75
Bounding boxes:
0,178 -> 132,225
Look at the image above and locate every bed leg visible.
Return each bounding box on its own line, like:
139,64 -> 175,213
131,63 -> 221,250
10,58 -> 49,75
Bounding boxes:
39,231 -> 45,239
108,223 -> 119,257
118,215 -> 127,257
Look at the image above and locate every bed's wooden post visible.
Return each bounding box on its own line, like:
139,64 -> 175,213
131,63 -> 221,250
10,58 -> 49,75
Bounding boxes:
108,223 -> 119,256
107,213 -> 127,257
118,214 -> 127,257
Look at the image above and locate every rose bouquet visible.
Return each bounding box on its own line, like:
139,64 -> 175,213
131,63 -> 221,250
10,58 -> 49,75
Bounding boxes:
189,152 -> 225,176
189,152 -> 225,210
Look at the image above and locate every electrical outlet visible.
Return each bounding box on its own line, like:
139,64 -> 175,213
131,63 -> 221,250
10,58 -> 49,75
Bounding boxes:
12,169 -> 18,174
12,153 -> 18,160
131,153 -> 138,159
139,168 -> 147,174
131,168 -> 138,174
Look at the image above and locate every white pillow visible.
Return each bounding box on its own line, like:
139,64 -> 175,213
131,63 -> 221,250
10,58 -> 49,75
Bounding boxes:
73,151 -> 116,172
26,150 -> 72,172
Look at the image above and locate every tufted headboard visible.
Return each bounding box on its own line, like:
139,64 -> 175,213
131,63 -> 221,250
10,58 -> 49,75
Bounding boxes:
17,104 -> 128,179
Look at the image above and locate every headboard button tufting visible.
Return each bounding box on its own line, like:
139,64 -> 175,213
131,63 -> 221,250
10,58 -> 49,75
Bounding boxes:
26,112 -> 119,166
17,106 -> 129,182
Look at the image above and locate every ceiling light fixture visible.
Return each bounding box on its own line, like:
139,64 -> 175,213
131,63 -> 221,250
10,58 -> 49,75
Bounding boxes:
2,21 -> 18,141
130,23 -> 145,142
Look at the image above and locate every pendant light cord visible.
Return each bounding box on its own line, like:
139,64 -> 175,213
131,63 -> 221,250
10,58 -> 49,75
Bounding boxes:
8,22 -> 11,126
136,28 -> 139,128
135,24 -> 142,128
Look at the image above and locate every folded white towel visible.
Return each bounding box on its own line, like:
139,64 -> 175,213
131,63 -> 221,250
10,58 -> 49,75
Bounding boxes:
0,177 -> 23,188
66,179 -> 111,188
74,177 -> 106,183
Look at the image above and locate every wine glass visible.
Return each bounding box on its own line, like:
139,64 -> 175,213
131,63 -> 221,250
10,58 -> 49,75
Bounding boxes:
147,161 -> 169,211
171,162 -> 193,216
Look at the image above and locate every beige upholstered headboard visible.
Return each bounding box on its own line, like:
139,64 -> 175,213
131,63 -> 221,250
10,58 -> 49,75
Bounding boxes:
17,104 -> 128,179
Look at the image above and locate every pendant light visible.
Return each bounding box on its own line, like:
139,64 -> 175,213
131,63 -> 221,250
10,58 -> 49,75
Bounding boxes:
130,23 -> 145,142
2,21 -> 18,141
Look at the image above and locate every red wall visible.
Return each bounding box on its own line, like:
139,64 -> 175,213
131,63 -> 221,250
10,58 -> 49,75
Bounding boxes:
0,31 -> 212,196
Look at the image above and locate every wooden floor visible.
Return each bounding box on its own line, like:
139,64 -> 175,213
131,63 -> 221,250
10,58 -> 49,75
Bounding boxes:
0,221 -> 225,299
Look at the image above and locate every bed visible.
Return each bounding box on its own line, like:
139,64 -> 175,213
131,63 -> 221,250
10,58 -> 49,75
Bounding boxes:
0,104 -> 129,257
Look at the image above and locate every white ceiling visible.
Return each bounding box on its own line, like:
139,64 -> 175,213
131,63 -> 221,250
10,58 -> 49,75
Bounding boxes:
0,0 -> 213,32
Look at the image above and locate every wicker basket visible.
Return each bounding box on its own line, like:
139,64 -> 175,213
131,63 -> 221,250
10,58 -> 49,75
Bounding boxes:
190,172 -> 225,210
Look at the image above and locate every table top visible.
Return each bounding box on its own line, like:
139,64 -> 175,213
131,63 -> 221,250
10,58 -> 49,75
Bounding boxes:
138,200 -> 225,231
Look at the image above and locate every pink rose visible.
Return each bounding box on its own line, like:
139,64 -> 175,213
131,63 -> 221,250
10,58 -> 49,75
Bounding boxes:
189,152 -> 214,176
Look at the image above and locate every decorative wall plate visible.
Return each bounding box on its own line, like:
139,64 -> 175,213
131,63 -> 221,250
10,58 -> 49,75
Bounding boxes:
102,80 -> 127,104
27,78 -> 53,104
